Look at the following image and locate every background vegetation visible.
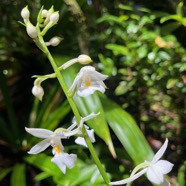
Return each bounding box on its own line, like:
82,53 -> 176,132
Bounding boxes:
0,0 -> 186,185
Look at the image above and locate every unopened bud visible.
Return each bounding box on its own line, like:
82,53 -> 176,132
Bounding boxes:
21,6 -> 30,20
49,12 -> 59,24
32,85 -> 44,101
41,9 -> 48,18
77,55 -> 92,65
46,37 -> 62,46
26,22 -> 37,39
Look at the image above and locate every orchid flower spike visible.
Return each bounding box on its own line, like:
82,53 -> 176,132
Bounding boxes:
68,66 -> 108,97
111,138 -> 174,186
25,127 -> 77,174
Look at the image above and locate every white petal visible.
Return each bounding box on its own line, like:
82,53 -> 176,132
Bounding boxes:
154,160 -> 174,174
67,117 -> 77,131
51,152 -> 77,174
28,139 -> 50,154
110,169 -> 147,185
147,165 -> 164,184
80,66 -> 95,72
152,138 -> 168,164
77,86 -> 95,97
68,71 -> 83,94
25,127 -> 54,138
86,129 -> 95,143
51,153 -> 66,174
61,152 -> 77,169
75,137 -> 87,147
90,71 -> 108,80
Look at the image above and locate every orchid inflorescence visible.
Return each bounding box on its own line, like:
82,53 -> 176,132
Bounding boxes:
21,5 -> 173,186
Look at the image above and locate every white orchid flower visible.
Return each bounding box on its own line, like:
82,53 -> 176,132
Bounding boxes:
69,112 -> 99,147
111,139 -> 174,186
75,125 -> 95,147
68,66 -> 108,97
25,127 -> 77,173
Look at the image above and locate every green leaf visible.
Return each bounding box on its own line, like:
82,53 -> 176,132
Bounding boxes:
100,95 -> 154,164
97,14 -> 125,25
106,44 -> 130,56
34,172 -> 51,181
25,153 -> 61,176
166,78 -> 178,89
118,4 -> 132,11
0,168 -> 12,181
40,99 -> 71,130
10,163 -> 26,186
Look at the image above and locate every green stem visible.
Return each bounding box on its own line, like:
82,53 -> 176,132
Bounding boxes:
37,32 -> 110,185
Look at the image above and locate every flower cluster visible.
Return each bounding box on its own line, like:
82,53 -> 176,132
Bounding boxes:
26,113 -> 99,173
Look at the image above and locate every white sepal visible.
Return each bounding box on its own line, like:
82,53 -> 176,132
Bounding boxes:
25,127 -> 54,138
28,138 -> 50,154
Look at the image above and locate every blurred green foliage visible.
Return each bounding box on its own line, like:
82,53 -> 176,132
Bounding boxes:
0,0 -> 186,185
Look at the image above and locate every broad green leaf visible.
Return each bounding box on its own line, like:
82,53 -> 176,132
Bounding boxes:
100,95 -> 154,164
10,163 -> 26,186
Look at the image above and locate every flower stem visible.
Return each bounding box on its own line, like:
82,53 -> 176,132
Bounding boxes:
37,32 -> 110,185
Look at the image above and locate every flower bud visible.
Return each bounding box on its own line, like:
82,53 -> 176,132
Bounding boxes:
32,85 -> 44,101
21,6 -> 30,20
77,55 -> 92,65
26,22 -> 37,39
49,12 -> 59,24
46,37 -> 62,46
41,9 -> 48,18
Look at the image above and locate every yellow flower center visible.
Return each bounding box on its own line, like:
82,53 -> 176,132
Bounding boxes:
55,146 -> 61,154
85,81 -> 91,87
